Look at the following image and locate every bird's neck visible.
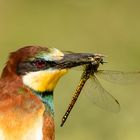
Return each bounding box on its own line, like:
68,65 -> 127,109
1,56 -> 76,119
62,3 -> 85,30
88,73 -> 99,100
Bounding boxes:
31,89 -> 54,116
30,89 -> 55,139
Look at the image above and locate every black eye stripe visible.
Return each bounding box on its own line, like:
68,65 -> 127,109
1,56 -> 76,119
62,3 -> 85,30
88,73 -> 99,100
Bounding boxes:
17,59 -> 58,75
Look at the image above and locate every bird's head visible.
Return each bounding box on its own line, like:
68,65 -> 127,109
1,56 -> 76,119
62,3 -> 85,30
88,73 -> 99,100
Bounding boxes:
1,46 -> 97,92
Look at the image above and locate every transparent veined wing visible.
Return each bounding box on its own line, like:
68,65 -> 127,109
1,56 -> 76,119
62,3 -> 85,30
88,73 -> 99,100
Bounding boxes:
83,74 -> 120,112
95,70 -> 140,84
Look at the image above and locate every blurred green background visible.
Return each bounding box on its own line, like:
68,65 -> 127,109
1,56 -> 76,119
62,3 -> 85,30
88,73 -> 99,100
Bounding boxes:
0,0 -> 140,140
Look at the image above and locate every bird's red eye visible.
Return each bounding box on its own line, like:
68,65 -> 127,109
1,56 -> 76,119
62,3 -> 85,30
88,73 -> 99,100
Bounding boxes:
34,60 -> 46,68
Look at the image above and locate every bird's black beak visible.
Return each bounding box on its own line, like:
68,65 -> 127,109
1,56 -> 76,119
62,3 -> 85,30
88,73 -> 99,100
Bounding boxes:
54,53 -> 100,69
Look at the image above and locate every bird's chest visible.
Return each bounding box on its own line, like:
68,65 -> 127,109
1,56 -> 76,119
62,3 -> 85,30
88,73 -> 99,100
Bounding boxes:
0,107 -> 44,140
21,116 -> 44,140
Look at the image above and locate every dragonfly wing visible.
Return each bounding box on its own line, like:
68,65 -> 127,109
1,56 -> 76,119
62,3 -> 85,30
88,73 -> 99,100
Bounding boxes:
84,75 -> 120,112
95,70 -> 140,84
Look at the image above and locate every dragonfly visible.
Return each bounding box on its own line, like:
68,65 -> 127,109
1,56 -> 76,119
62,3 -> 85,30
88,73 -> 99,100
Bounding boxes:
60,54 -> 140,127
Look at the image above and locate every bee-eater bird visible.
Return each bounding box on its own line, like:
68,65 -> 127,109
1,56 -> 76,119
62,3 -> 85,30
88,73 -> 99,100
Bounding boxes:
0,46 -> 96,140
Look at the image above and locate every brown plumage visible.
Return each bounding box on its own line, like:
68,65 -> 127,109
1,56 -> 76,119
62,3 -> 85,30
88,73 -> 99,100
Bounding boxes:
0,46 -> 54,140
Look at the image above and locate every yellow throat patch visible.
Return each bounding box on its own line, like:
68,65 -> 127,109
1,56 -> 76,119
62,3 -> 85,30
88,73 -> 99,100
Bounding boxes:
22,69 -> 68,92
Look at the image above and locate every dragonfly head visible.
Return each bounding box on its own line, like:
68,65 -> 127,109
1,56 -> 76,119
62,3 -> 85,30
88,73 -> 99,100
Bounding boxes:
92,53 -> 105,65
85,54 -> 106,72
